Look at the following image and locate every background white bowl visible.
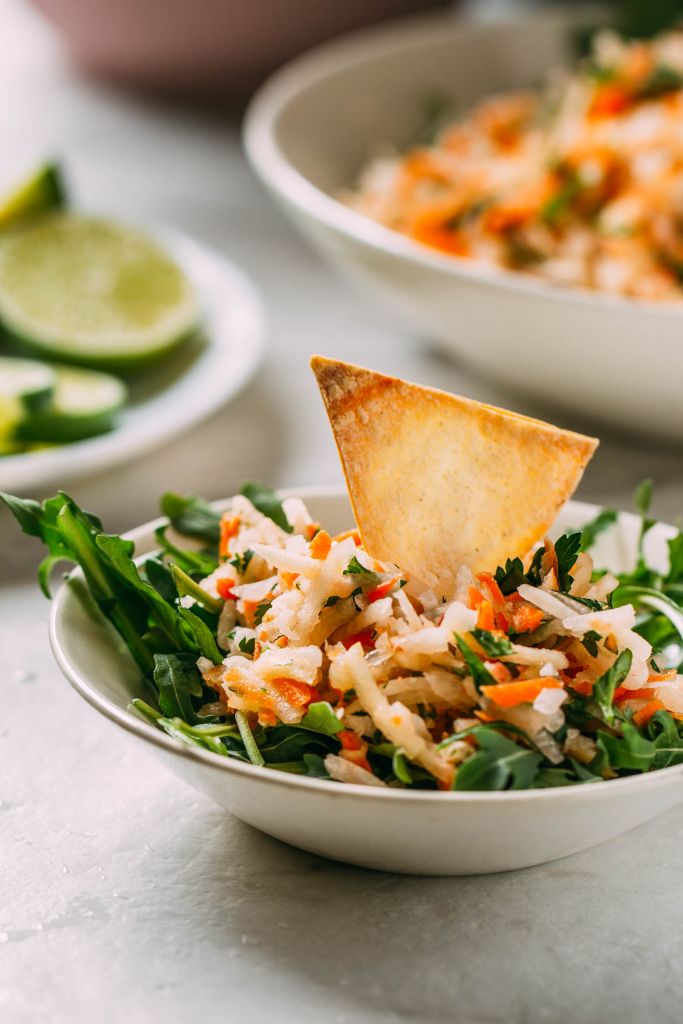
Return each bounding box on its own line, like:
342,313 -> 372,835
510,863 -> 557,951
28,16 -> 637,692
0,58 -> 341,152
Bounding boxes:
49,488 -> 683,875
244,9 -> 683,441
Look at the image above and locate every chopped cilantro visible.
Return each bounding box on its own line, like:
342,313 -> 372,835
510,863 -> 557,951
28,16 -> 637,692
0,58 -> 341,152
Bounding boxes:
554,532 -> 582,593
229,549 -> 254,575
238,635 -> 256,656
343,556 -> 376,578
581,629 -> 602,658
254,602 -> 271,626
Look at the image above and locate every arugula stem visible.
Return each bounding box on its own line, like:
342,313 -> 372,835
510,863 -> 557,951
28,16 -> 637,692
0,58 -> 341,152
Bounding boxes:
58,503 -> 154,674
235,711 -> 265,766
170,564 -> 222,614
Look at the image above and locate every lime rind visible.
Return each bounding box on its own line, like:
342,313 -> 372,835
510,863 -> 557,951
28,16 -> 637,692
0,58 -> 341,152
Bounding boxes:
0,214 -> 200,371
15,365 -> 127,444
0,162 -> 66,231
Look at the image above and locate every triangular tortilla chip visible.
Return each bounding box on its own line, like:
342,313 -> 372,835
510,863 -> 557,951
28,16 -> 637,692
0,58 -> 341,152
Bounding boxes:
311,356 -> 598,597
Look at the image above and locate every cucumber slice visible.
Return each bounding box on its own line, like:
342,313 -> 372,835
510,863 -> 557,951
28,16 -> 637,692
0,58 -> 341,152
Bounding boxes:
0,356 -> 55,408
0,356 -> 56,444
0,162 -> 66,231
15,366 -> 127,443
0,214 -> 199,371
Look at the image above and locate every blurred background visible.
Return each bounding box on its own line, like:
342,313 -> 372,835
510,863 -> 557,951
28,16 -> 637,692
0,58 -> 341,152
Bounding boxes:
1,0 -> 683,555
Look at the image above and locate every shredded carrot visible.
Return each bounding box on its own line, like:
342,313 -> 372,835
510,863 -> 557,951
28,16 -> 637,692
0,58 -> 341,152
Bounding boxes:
476,572 -> 505,607
259,709 -> 277,727
488,661 -> 512,684
633,699 -> 665,728
280,571 -> 299,589
367,576 -> 400,603
647,670 -> 677,683
495,611 -> 510,633
309,529 -> 332,560
589,83 -> 632,119
474,709 -> 495,723
305,522 -> 321,541
476,599 -> 496,631
511,604 -> 543,634
481,677 -> 563,708
216,577 -> 237,601
333,528 -> 361,545
275,635 -> 288,648
270,677 -> 318,707
468,587 -> 484,610
219,516 -> 240,558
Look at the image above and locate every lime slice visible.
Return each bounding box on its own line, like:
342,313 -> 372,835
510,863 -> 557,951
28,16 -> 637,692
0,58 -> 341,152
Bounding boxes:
15,365 -> 127,443
0,214 -> 200,370
0,163 -> 66,231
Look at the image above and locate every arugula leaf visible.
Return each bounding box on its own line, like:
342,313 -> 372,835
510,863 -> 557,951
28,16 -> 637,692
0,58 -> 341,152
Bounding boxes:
454,634 -> 496,691
256,722 -> 339,762
303,753 -> 330,779
554,532 -> 582,592
160,492 -> 221,545
239,482 -> 292,533
298,701 -> 343,735
454,726 -> 542,791
143,557 -> 178,605
178,607 -> 223,663
593,649 -> 633,724
392,749 -> 414,785
154,524 -> 217,577
153,653 -> 204,723
666,531 -> 683,584
471,628 -> 513,658
580,508 -> 617,551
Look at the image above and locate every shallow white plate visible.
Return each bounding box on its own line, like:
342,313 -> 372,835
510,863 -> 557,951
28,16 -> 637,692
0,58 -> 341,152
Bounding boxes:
244,8 -> 683,440
0,229 -> 265,492
49,488 -> 683,875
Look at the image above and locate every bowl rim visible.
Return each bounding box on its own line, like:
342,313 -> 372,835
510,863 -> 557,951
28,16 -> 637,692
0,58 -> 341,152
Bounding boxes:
49,486 -> 683,803
244,6 -> 683,321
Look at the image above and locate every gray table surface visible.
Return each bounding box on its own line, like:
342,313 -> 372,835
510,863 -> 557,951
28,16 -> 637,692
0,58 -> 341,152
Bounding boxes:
1,2 -> 682,1022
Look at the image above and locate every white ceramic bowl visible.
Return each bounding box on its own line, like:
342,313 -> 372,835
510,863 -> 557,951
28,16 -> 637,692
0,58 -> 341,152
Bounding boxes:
244,9 -> 683,440
49,488 -> 683,875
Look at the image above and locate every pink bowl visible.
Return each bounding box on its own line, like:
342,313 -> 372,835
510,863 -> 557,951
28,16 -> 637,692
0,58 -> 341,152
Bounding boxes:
30,0 -> 452,97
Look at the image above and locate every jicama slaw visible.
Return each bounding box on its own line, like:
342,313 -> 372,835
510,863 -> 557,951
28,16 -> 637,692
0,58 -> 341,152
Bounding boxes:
347,29 -> 683,300
4,480 -> 683,790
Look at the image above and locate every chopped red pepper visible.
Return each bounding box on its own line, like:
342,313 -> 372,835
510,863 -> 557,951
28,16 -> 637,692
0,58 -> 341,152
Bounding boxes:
342,629 -> 375,651
216,577 -> 237,601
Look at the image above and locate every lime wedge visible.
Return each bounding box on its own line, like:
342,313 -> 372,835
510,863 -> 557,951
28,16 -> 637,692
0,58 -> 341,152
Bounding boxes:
15,365 -> 127,443
0,162 -> 66,231
0,214 -> 200,370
